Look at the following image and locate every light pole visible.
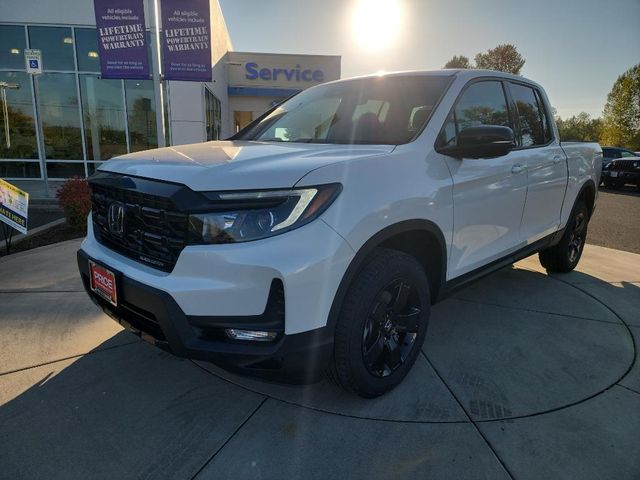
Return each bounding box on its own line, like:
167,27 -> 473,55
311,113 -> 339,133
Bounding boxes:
0,81 -> 19,150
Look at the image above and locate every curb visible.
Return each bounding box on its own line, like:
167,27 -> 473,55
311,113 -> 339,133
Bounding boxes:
1,218 -> 67,251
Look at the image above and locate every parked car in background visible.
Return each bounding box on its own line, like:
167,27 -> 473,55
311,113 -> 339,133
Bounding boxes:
602,155 -> 640,191
602,146 -> 639,167
78,70 -> 601,397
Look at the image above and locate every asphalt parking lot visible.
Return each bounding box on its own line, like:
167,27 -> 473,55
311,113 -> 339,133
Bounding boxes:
1,238 -> 639,479
588,188 -> 640,254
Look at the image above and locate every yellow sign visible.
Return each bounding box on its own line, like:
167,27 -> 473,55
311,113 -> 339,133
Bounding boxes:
0,178 -> 29,234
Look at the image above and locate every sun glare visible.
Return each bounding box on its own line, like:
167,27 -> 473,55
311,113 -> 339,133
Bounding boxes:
351,0 -> 403,51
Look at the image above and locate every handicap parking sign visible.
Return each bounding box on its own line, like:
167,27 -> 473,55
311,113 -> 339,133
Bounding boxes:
24,49 -> 42,74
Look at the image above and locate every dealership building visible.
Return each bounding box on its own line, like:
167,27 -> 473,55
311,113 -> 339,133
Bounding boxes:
0,0 -> 340,197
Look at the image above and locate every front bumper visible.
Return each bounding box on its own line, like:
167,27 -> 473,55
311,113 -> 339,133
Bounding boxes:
78,248 -> 334,383
603,170 -> 640,184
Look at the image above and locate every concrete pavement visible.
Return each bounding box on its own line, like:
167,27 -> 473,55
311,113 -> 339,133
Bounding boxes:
0,239 -> 639,479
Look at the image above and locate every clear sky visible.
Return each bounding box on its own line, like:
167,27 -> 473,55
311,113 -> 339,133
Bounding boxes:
218,0 -> 640,119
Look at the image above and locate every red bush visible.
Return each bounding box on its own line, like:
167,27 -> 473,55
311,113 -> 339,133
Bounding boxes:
56,177 -> 91,231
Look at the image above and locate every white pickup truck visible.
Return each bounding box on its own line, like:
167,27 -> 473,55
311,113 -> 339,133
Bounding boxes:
78,69 -> 602,397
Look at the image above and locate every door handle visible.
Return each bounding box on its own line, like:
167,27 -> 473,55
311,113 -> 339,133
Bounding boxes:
553,155 -> 563,164
511,163 -> 526,174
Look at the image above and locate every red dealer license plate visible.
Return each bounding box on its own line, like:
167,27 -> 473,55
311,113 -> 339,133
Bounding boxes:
89,260 -> 118,307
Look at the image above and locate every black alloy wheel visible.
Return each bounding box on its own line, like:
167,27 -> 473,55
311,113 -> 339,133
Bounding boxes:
328,248 -> 431,398
538,200 -> 589,273
567,210 -> 587,264
362,279 -> 422,377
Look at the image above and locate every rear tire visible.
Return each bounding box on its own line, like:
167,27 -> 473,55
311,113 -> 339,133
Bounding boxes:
539,200 -> 589,273
328,249 -> 431,398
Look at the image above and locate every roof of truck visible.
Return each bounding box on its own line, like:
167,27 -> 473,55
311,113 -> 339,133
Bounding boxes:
324,69 -> 544,90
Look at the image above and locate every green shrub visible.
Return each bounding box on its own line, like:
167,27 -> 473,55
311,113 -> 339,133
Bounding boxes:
56,177 -> 91,232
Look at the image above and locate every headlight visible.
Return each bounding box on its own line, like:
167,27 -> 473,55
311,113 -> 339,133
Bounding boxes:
634,161 -> 639,169
188,183 -> 341,244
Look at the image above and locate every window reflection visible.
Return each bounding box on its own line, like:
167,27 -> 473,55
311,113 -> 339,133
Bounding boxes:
125,80 -> 158,152
455,82 -> 510,131
0,26 -> 26,69
0,161 -> 40,178
87,162 -> 102,175
46,162 -> 85,178
28,26 -> 75,71
439,81 -> 512,146
510,83 -> 545,147
38,73 -> 83,159
0,71 -> 38,159
4,25 -> 164,179
205,88 -> 221,141
75,28 -> 100,72
80,75 -> 127,160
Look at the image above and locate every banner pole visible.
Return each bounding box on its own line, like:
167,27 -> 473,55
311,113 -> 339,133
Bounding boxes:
151,0 -> 166,147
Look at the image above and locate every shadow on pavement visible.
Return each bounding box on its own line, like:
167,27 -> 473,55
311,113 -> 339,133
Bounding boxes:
0,266 -> 638,479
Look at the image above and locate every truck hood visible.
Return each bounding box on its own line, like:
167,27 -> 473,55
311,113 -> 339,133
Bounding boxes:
98,141 -> 395,191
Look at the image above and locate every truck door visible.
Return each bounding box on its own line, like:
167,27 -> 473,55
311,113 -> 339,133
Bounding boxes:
506,82 -> 567,242
438,80 -> 528,279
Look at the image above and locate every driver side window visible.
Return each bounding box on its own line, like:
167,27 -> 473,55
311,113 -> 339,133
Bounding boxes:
439,81 -> 512,147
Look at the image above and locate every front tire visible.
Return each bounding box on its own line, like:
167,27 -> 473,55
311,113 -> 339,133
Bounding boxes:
539,200 -> 589,273
328,249 -> 431,398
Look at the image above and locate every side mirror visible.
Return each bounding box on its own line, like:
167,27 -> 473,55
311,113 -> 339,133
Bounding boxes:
438,125 -> 516,159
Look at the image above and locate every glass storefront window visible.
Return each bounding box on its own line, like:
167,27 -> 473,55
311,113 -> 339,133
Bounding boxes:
0,25 -> 26,69
2,24 -> 167,182
87,162 -> 102,175
37,73 -> 83,160
75,28 -> 100,72
205,88 -> 221,141
0,161 -> 40,178
80,75 -> 127,160
46,162 -> 85,178
125,80 -> 158,152
28,26 -> 75,71
0,71 -> 38,159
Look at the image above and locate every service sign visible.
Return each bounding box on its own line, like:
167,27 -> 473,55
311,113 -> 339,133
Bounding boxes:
93,0 -> 149,79
0,178 -> 29,234
161,0 -> 212,81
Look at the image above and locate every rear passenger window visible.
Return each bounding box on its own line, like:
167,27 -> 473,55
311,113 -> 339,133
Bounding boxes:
535,90 -> 553,144
439,81 -> 512,147
510,83 -> 548,147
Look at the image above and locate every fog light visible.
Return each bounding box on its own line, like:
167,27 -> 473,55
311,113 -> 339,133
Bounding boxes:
225,329 -> 278,342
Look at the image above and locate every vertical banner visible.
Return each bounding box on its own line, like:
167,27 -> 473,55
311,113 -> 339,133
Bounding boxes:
93,0 -> 149,79
161,0 -> 212,81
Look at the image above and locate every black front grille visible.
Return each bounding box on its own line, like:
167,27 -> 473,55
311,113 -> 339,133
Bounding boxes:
610,160 -> 638,171
91,183 -> 188,272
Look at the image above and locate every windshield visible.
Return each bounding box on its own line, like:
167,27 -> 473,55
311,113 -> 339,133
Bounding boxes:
235,75 -> 451,145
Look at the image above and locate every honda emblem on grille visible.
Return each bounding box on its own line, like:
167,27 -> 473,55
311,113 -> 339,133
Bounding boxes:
107,203 -> 125,236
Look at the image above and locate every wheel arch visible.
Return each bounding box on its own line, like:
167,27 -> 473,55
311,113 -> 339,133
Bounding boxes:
578,179 -> 597,219
327,220 -> 447,332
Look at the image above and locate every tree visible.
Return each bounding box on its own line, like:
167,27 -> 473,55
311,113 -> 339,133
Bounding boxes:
474,44 -> 525,75
600,64 -> 640,150
555,112 -> 603,142
444,55 -> 471,69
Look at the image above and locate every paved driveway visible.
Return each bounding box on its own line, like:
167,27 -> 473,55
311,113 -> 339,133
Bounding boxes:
1,239 -> 639,479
